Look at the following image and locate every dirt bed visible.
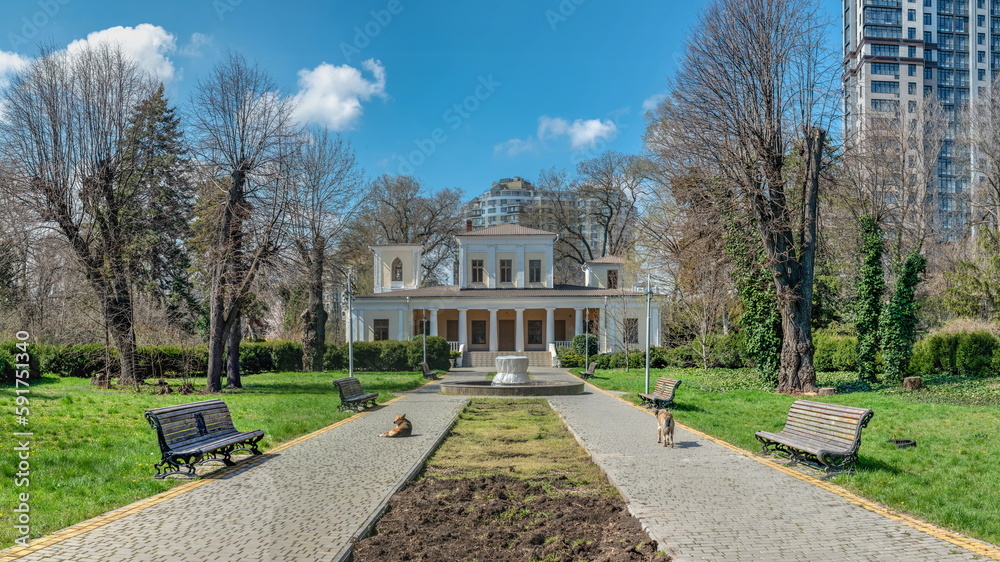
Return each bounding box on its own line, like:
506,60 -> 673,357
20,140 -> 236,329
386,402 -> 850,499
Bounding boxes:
352,473 -> 669,561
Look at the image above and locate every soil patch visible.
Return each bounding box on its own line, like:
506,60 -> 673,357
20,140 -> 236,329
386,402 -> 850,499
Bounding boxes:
353,399 -> 669,561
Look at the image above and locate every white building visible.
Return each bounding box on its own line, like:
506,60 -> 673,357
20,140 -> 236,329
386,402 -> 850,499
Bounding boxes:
348,224 -> 659,364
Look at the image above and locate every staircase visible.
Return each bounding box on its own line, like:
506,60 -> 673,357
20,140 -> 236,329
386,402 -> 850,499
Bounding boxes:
463,351 -> 554,368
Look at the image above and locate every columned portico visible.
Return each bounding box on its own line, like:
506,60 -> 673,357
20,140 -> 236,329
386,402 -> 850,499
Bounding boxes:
545,308 -> 555,347
458,308 -> 468,347
397,309 -> 405,340
429,308 -> 439,337
574,308 -> 583,337
515,308 -> 525,352
488,308 -> 499,352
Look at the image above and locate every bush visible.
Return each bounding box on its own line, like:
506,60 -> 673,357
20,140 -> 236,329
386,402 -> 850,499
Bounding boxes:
956,331 -> 999,378
911,332 -> 963,376
350,341 -> 383,371
239,342 -> 274,374
812,330 -> 858,372
701,333 -> 745,369
42,344 -> 117,378
572,334 -> 598,357
379,340 -> 410,371
408,336 -> 450,372
653,345 -> 697,368
0,341 -> 42,384
557,349 -> 583,368
264,340 -> 303,372
136,346 -> 208,378
324,345 -> 346,371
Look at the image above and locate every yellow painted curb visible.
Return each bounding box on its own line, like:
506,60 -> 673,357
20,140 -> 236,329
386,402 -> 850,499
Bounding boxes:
577,374 -> 1000,561
0,378 -> 430,561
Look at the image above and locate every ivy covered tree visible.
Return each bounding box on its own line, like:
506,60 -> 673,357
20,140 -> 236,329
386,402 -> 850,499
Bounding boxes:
880,252 -> 926,382
855,215 -> 884,384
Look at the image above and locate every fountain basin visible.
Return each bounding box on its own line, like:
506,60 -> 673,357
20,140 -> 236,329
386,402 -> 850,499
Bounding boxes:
492,355 -> 530,385
439,380 -> 584,396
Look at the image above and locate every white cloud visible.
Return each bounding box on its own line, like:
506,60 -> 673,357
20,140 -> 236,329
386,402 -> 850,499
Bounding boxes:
642,92 -> 666,112
0,51 -> 29,87
537,115 -> 618,149
179,32 -> 212,57
493,138 -> 538,157
292,58 -> 387,130
66,24 -> 177,83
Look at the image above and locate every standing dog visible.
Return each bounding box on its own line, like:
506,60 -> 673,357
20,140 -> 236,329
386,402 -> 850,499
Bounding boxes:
655,409 -> 675,448
378,413 -> 413,438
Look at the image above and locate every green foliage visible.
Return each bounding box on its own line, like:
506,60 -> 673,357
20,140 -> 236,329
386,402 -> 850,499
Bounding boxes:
238,343 -> 274,374
880,252 -> 927,382
910,332 -> 961,376
702,332 -> 745,369
557,348 -> 583,368
0,341 -> 41,384
943,228 -> 1000,321
650,345 -> 697,368
323,345 -> 346,370
855,215 -> 884,383
329,338 -> 451,372
955,331 -> 999,378
812,329 -> 858,372
724,217 -> 780,384
571,333 -> 598,357
42,344 -> 118,378
408,335 -> 451,371
136,346 -> 208,378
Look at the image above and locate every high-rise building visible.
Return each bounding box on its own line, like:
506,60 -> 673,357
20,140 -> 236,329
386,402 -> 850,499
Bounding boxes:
843,0 -> 988,232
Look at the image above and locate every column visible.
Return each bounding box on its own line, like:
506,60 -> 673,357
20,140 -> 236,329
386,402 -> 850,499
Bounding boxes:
516,245 -> 525,287
373,253 -> 382,293
488,308 -> 499,352
397,309 -> 405,340
458,245 -> 466,287
515,308 -> 525,352
545,308 -> 555,347
487,247 -> 497,288
652,304 -> 661,347
545,244 -> 554,288
574,308 -> 584,338
458,308 -> 468,347
429,308 -> 439,337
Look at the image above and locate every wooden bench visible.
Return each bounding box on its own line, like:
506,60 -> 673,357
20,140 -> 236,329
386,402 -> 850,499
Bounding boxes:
638,377 -> 681,409
144,399 -> 263,479
755,400 -> 874,474
419,361 -> 441,380
579,362 -> 597,380
333,376 -> 379,411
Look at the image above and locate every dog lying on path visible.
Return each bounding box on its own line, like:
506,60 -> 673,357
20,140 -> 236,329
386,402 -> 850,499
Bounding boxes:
379,413 -> 412,438
656,409 -> 674,448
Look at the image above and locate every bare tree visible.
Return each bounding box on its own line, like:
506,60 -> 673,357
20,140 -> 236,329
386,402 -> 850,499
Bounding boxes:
1,45 -> 192,386
963,78 -> 1000,229
189,51 -> 297,391
287,130 -> 365,371
646,0 -> 836,393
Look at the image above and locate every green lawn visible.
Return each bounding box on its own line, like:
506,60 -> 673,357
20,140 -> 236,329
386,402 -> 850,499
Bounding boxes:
578,366 -> 1000,548
0,371 -> 426,549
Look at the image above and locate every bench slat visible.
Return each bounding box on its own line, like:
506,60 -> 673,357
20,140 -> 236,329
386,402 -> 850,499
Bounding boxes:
755,399 -> 873,474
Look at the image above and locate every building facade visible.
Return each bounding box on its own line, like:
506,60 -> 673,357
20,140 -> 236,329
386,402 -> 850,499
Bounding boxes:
349,224 -> 659,359
843,0 -> 991,231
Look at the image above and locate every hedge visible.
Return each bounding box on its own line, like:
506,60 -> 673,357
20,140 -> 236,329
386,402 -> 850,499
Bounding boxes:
910,330 -> 1000,378
0,341 -> 42,384
322,337 -> 450,372
812,330 -> 859,372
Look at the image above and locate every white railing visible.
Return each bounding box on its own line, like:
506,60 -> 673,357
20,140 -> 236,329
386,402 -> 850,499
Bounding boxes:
448,341 -> 461,351
548,343 -> 560,367
552,340 -> 572,349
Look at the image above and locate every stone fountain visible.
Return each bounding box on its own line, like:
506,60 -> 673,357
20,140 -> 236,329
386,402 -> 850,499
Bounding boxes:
438,354 -> 583,396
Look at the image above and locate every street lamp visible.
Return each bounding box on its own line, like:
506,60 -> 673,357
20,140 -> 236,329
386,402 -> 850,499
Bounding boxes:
346,267 -> 354,377
422,307 -> 427,365
644,274 -> 652,395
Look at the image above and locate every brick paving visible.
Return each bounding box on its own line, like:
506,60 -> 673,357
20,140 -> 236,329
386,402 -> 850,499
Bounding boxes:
3,367 -> 994,561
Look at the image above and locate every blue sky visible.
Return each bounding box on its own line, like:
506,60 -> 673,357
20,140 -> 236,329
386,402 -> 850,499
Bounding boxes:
0,0 -> 841,200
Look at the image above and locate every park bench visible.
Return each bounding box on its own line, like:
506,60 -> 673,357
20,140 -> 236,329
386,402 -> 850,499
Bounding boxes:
638,377 -> 681,409
419,361 -> 441,380
144,399 -> 263,479
755,399 -> 874,475
579,362 -> 597,380
333,376 -> 379,411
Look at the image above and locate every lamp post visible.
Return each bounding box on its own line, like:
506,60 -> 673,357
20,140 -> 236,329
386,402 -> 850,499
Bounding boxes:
583,307 -> 589,369
422,308 -> 427,365
644,274 -> 652,395
346,267 -> 354,377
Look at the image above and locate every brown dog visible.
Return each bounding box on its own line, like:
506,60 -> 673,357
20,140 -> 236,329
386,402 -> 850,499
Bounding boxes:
656,409 -> 674,448
378,413 -> 413,438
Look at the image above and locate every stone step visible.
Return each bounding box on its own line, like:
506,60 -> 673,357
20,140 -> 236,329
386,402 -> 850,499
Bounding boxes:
463,351 -> 554,368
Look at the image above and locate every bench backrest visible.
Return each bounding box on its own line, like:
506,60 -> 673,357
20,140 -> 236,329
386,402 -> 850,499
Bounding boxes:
145,399 -> 238,450
333,376 -> 366,399
654,377 -> 681,396
783,400 -> 874,451
585,362 -> 597,373
419,362 -> 433,374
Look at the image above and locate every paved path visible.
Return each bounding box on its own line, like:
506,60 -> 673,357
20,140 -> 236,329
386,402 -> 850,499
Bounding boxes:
2,367 -> 995,561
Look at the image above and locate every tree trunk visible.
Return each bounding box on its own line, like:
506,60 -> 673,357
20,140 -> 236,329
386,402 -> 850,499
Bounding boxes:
226,311 -> 242,388
301,242 -> 328,372
206,288 -> 227,392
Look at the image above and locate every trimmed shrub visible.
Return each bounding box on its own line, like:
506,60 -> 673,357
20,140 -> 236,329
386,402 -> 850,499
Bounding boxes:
42,344 -> 117,378
379,340 -> 410,371
0,341 -> 42,384
136,346 -> 208,378
350,342 -> 383,371
910,332 -> 962,376
812,330 -> 858,372
324,345 -> 346,371
264,341 -> 303,372
702,333 -> 745,369
557,349 -> 583,368
571,334 -> 598,357
653,345 -> 696,368
239,342 -> 274,374
408,336 -> 450,372
956,331 -> 999,378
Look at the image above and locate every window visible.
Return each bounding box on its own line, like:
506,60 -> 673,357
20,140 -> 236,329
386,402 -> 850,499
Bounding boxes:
925,84 -> 934,96
909,100 -> 917,112
909,64 -> 917,76
529,259 -> 542,283
624,318 -> 639,344
924,0 -> 930,5
908,46 -> 917,58
908,27 -> 917,39
872,44 -> 900,56
607,269 -> 619,289
471,259 -> 484,283
925,68 -> 934,79
373,319 -> 389,341
924,31 -> 933,43
909,81 -> 917,93
979,68 -> 987,80
527,320 -> 543,345
871,62 -> 900,74
499,259 -> 512,283
909,8 -> 917,20
978,15 -> 986,27
924,13 -> 932,25
979,32 -> 986,45
871,98 -> 900,112
471,320 -> 486,344
391,257 -> 403,282
871,80 -> 900,93
979,51 -> 987,63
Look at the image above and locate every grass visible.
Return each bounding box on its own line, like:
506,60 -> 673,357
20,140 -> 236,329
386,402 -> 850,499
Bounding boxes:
577,366 -> 1000,547
424,399 -> 605,487
0,370 -> 426,550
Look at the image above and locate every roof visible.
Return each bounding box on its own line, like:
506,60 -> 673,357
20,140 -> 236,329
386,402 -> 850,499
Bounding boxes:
586,256 -> 626,265
457,224 -> 556,237
356,284 -> 644,299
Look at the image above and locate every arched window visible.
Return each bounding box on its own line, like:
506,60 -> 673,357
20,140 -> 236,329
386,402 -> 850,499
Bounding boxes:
391,257 -> 403,282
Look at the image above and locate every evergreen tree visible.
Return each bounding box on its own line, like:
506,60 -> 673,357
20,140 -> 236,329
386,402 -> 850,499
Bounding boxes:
855,215 -> 884,384
880,252 -> 926,382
